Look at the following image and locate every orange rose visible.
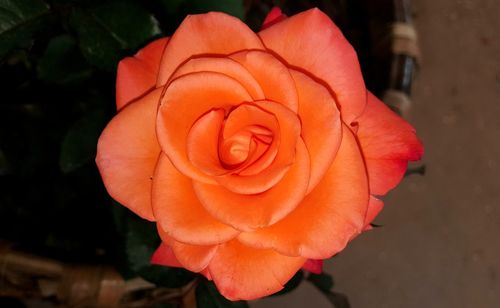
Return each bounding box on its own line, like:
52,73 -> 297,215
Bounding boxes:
96,8 -> 423,300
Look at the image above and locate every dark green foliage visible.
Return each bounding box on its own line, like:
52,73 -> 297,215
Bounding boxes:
308,272 -> 334,293
59,108 -> 105,172
155,0 -> 244,20
188,0 -> 245,19
273,270 -> 304,296
69,1 -> 162,71
308,272 -> 351,308
405,164 -> 426,176
37,35 -> 93,84
196,280 -> 249,308
0,0 -> 51,58
121,211 -> 197,287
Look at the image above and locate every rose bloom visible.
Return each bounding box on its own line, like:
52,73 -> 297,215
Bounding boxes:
96,8 -> 423,300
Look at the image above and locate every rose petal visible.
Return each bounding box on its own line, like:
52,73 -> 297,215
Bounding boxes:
152,153 -> 240,245
96,89 -> 162,221
365,159 -> 409,196
230,50 -> 298,112
169,57 -> 265,100
151,242 -> 183,268
261,7 -> 287,30
136,38 -> 169,69
259,8 -> 366,123
208,240 -> 305,300
214,100 -> 301,194
186,103 -> 279,177
363,196 -> 384,230
116,38 -> 168,110
157,12 -> 264,86
171,242 -> 217,273
151,242 -> 213,280
194,138 -> 310,232
302,259 -> 323,274
157,71 -> 253,184
221,103 -> 279,175
186,109 -> 227,176
356,92 -> 424,195
238,125 -> 369,259
291,69 -> 341,193
202,269 -> 212,280
157,232 -> 218,273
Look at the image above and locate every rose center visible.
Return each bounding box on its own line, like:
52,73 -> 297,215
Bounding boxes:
219,125 -> 273,169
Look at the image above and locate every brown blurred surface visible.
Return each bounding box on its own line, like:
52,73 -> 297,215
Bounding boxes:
252,0 -> 500,307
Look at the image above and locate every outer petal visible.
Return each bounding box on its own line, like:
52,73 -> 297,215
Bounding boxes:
151,242 -> 183,268
364,159 -> 408,196
356,92 -> 424,195
259,8 -> 366,123
152,153 -> 240,245
261,7 -> 287,30
151,242 -> 213,280
169,57 -> 265,100
194,139 -> 310,231
170,241 -> 217,273
186,109 -> 226,176
363,196 -> 384,230
157,12 -> 264,86
156,232 -> 218,273
238,125 -> 369,259
230,50 -> 298,112
303,259 -> 323,274
208,240 -> 305,300
157,72 -> 252,184
96,89 -> 162,221
291,69 -> 341,193
116,38 -> 168,110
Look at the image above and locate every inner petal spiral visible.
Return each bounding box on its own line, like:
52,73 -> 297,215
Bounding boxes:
222,103 -> 279,176
187,103 -> 278,177
219,125 -> 273,168
213,100 -> 301,194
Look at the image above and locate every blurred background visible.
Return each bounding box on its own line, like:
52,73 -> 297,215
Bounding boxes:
1,0 -> 499,307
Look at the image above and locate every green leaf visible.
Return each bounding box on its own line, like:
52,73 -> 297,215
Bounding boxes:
273,270 -> 304,296
195,280 -> 249,308
307,272 -> 334,293
0,0 -> 51,58
68,8 -> 121,71
90,1 -> 162,50
69,1 -> 162,71
37,35 -> 93,84
59,109 -> 105,173
189,0 -> 244,20
124,214 -> 196,288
